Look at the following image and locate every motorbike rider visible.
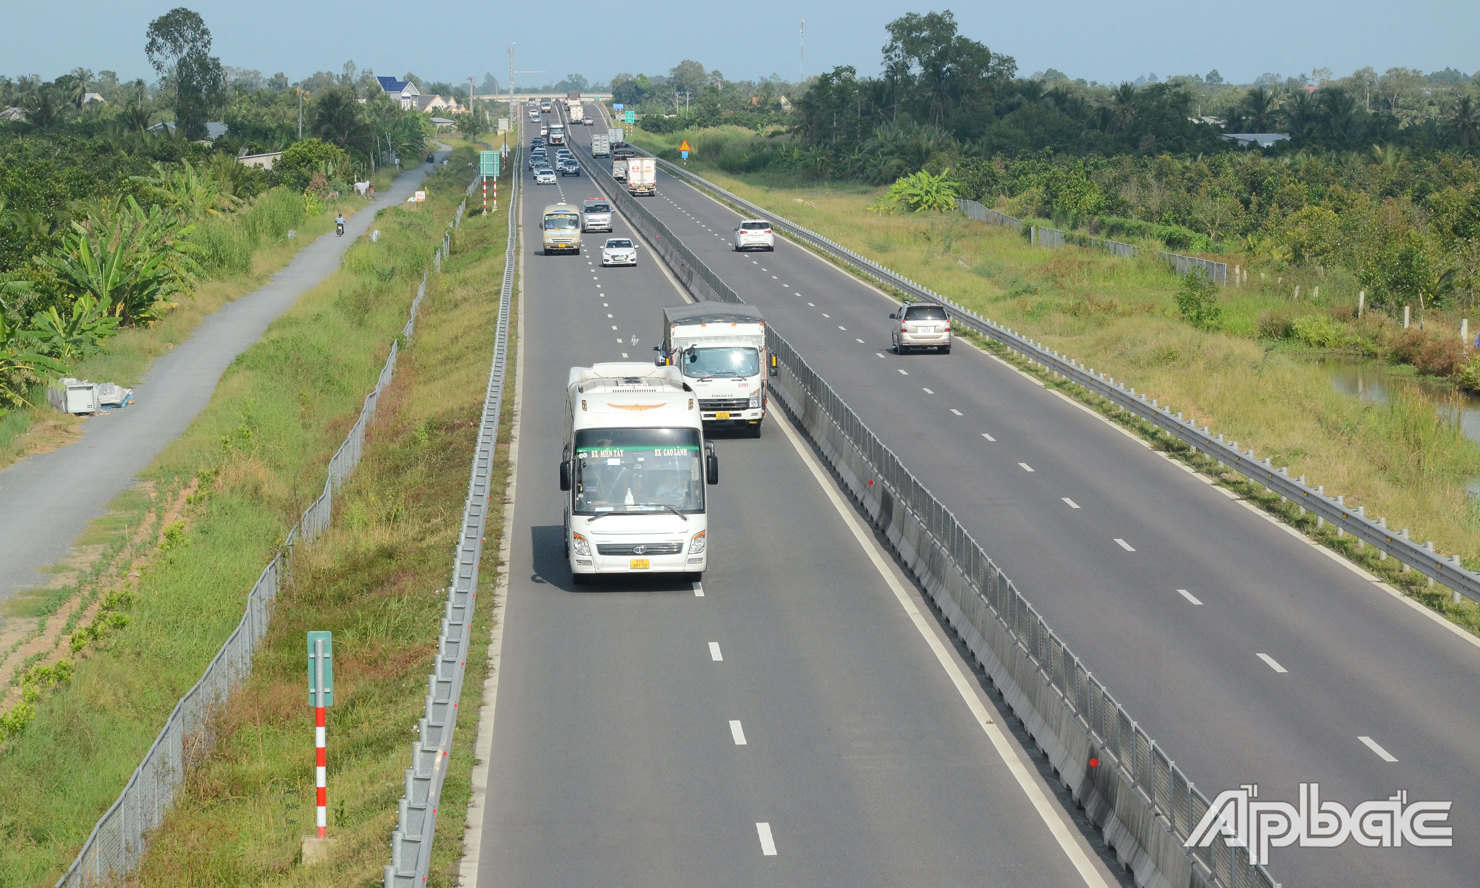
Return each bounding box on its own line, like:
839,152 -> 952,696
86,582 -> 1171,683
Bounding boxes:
335,211 -> 346,235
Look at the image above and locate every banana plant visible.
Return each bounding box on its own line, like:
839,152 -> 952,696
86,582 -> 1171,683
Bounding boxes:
0,313 -> 66,415
38,196 -> 200,326
22,293 -> 120,363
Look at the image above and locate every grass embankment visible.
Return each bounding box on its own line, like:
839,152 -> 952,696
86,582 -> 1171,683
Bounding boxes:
0,168 -> 398,473
634,129 -> 1480,629
0,151 -> 511,887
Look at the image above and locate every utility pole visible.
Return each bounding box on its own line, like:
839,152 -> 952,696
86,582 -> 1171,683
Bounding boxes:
800,18 -> 805,83
297,87 -> 305,140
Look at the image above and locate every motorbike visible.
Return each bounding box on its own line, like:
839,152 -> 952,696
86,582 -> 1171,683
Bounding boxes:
426,154 -> 434,164
336,220 -> 345,237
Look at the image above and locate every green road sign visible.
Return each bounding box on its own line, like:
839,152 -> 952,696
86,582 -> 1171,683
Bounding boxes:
480,150 -> 500,178
624,110 -> 635,125
307,631 -> 334,706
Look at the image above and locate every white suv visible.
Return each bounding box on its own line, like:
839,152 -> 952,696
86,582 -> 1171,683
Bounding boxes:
733,219 -> 774,252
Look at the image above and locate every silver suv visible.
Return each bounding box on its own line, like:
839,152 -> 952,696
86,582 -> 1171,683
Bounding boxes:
733,219 -> 774,252
890,303 -> 952,354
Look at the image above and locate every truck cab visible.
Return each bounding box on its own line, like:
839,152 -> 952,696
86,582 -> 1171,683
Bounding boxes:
656,303 -> 775,437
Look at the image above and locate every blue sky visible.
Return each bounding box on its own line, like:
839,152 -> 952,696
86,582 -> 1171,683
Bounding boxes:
3,1 -> 1476,88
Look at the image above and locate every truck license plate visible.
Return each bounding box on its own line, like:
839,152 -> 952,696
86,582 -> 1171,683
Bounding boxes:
629,558 -> 650,570
715,412 -> 730,419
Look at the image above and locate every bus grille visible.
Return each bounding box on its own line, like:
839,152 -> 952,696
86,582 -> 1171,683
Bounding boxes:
596,542 -> 684,556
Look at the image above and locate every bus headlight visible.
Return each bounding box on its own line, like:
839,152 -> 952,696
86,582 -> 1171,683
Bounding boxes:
571,532 -> 590,556
688,530 -> 707,555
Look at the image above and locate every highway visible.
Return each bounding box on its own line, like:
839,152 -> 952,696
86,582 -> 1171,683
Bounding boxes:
534,103 -> 1480,887
468,115 -> 1120,887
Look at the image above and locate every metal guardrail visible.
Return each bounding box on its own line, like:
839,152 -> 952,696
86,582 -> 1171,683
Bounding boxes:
574,139 -> 1274,888
383,148 -> 519,887
643,153 -> 1480,607
56,198 -> 470,888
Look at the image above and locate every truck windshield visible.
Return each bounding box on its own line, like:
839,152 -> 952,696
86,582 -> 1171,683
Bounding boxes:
573,428 -> 705,515
681,347 -> 759,379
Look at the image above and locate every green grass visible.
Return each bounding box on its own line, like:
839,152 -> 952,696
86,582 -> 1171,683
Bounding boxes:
0,151 -> 513,886
632,131 -> 1480,602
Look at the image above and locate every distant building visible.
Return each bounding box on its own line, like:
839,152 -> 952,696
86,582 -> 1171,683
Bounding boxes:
237,151 -> 283,170
376,75 -> 421,110
82,92 -> 106,105
1219,133 -> 1290,148
0,107 -> 27,122
147,120 -> 229,142
414,94 -> 461,114
429,116 -> 456,132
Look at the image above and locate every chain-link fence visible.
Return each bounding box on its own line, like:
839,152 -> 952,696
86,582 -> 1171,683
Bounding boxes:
57,195 -> 470,888
578,144 -> 1277,888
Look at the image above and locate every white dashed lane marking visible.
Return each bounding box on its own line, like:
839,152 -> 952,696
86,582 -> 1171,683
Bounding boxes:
1019,462 -> 1035,473
1062,497 -> 1080,509
1257,653 -> 1288,674
1177,588 -> 1203,605
756,823 -> 777,856
730,720 -> 748,745
1114,538 -> 1136,552
709,642 -> 722,661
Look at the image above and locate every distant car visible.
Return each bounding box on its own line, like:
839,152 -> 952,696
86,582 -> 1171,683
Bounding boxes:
582,198 -> 613,232
601,237 -> 637,266
558,159 -> 582,177
530,137 -> 544,149
540,99 -> 552,112
528,151 -> 547,169
585,117 -> 595,126
890,303 -> 951,354
530,111 -> 541,122
733,219 -> 774,252
534,168 -> 557,185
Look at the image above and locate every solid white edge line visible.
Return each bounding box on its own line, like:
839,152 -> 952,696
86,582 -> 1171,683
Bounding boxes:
1359,735 -> 1399,762
460,195 -> 524,887
709,641 -> 723,661
756,822 -> 777,856
1256,653 -> 1288,673
773,411 -> 1110,888
1176,588 -> 1204,606
730,720 -> 748,745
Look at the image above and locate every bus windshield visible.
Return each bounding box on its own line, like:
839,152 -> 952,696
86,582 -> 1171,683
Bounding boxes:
680,346 -> 759,379
573,427 -> 704,515
545,212 -> 579,230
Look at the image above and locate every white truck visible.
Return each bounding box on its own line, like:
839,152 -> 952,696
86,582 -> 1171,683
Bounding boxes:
591,134 -> 610,157
560,363 -> 719,583
655,303 -> 774,437
568,101 -> 585,125
608,127 -> 625,147
626,156 -> 657,196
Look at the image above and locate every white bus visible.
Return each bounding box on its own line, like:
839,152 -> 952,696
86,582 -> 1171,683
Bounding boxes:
560,363 -> 719,584
541,203 -> 581,255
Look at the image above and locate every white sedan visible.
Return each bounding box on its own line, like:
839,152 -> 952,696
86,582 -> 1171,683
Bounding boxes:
601,237 -> 637,266
534,167 -> 557,185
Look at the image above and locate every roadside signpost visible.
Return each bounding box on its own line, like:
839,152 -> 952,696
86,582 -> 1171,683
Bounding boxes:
480,150 -> 501,212
624,110 -> 635,125
680,139 -> 691,165
307,631 -> 334,841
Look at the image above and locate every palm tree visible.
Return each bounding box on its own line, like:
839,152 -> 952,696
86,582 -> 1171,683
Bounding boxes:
69,67 -> 92,109
1448,95 -> 1479,150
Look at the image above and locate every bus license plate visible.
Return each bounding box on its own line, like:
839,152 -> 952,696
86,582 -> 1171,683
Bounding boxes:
715,412 -> 730,419
629,558 -> 650,570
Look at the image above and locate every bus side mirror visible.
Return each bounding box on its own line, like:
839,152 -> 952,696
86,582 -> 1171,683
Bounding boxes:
768,353 -> 778,378
705,442 -> 718,485
559,458 -> 571,491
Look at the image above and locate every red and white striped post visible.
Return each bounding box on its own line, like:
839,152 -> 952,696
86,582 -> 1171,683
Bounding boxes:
314,700 -> 327,838
482,175 -> 488,215
306,631 -> 334,843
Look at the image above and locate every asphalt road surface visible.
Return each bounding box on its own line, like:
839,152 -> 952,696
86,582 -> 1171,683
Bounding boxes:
550,107 -> 1480,887
466,126 -> 1119,888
